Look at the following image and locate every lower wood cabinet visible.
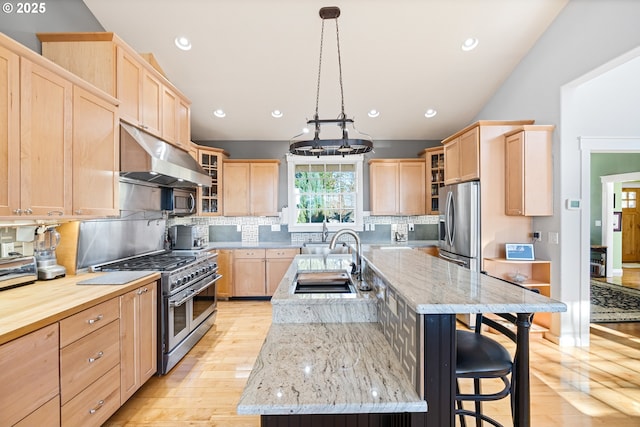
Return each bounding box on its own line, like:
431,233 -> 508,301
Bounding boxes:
120,282 -> 158,403
233,248 -> 299,297
216,249 -> 234,298
0,323 -> 59,427
0,278 -> 159,427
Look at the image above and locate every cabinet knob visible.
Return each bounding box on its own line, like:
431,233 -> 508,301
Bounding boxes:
12,208 -> 22,215
74,209 -> 83,215
24,208 -> 33,215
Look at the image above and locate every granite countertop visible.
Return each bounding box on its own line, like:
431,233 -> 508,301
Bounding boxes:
270,254 -> 377,324
0,271 -> 160,345
361,247 -> 567,315
236,322 -> 427,415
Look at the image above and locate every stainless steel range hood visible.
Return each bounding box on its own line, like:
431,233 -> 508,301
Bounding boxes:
120,122 -> 211,187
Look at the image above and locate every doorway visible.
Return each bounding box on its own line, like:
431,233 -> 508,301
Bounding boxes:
621,187 -> 640,263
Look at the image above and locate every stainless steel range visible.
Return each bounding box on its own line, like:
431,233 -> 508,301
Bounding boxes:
93,250 -> 221,374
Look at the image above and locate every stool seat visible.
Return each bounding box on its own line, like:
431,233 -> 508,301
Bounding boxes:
456,330 -> 512,377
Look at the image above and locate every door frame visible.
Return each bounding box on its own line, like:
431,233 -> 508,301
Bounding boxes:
600,171 -> 640,277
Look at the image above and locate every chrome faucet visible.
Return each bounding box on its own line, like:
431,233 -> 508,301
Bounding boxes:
322,220 -> 329,243
329,229 -> 370,291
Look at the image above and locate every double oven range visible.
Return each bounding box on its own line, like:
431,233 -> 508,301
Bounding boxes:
94,250 -> 220,374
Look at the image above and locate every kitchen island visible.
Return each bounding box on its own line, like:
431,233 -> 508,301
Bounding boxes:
238,247 -> 566,426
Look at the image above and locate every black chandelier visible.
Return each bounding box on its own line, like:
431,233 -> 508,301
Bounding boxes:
289,6 -> 373,157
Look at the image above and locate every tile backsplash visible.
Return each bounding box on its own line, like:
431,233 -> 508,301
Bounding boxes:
169,214 -> 439,244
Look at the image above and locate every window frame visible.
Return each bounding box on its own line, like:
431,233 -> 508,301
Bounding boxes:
286,153 -> 364,232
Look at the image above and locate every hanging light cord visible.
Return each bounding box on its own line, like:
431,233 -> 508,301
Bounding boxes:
314,16 -> 346,122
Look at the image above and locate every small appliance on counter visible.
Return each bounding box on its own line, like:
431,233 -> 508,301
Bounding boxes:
0,256 -> 37,291
33,224 -> 66,280
168,224 -> 208,250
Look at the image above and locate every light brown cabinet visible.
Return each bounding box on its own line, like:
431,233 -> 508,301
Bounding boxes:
20,57 -> 73,217
0,44 -> 19,217
216,249 -> 233,298
198,147 -> 226,215
0,33 -> 119,220
233,249 -> 267,296
420,147 -> 445,214
504,125 -> 554,216
369,159 -> 425,215
72,86 -> 119,217
443,126 -> 479,184
38,32 -> 191,148
266,248 -> 299,295
232,248 -> 298,297
120,282 -> 158,403
0,324 -> 60,427
223,160 -> 280,216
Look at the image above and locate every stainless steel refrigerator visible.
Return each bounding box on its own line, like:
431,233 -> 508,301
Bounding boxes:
438,180 -> 481,328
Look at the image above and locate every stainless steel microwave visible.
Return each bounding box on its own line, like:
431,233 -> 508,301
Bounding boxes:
162,187 -> 196,216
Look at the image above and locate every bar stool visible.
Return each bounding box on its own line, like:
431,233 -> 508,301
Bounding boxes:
455,312 -> 517,427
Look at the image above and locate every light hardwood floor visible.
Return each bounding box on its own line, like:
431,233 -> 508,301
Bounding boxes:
104,300 -> 640,427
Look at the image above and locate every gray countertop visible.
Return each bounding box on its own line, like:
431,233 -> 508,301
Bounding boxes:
361,247 -> 567,315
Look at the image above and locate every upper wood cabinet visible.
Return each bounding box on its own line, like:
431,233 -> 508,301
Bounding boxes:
197,147 -> 226,215
420,147 -> 445,214
443,126 -> 479,184
38,32 -> 192,147
369,159 -> 426,215
0,44 -> 20,217
223,160 -> 280,216
1,33 -> 119,219
504,125 -> 555,216
72,86 -> 119,217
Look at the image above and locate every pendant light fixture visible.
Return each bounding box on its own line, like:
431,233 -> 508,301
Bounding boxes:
289,6 -> 373,157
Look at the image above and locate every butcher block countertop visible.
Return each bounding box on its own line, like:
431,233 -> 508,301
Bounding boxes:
0,271 -> 160,345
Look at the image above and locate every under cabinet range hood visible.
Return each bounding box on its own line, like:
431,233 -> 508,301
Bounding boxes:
120,122 -> 211,188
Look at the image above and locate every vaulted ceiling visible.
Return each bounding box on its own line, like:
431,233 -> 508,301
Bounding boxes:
83,0 -> 568,142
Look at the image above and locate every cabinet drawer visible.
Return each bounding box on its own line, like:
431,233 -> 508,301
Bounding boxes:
14,395 -> 60,427
266,248 -> 299,259
0,324 -> 59,427
60,297 -> 119,347
234,248 -> 266,259
60,320 -> 120,404
61,364 -> 120,427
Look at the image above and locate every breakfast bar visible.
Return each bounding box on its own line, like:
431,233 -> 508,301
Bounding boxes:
238,248 -> 567,426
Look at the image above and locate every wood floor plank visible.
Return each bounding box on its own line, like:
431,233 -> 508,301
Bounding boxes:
104,299 -> 640,426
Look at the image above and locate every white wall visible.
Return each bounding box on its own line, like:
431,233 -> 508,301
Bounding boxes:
475,0 -> 640,345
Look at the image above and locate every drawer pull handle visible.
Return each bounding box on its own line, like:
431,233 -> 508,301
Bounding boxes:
137,287 -> 148,295
88,351 -> 104,363
87,315 -> 103,325
89,400 -> 105,414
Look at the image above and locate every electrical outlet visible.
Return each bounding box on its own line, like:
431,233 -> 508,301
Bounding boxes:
408,223 -> 415,232
532,231 -> 541,242
370,223 -> 375,231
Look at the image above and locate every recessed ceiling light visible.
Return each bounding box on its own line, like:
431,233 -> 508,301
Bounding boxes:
424,109 -> 437,118
213,109 -> 226,118
367,109 -> 380,118
461,37 -> 479,51
302,127 -> 310,134
271,110 -> 283,118
174,36 -> 192,51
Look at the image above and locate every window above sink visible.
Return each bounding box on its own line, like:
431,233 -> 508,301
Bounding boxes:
286,154 -> 364,233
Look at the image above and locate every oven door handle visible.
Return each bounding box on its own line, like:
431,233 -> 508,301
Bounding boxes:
169,289 -> 195,308
192,274 -> 221,296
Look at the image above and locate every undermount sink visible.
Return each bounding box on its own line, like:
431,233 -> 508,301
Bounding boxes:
293,270 -> 356,295
301,242 -> 350,255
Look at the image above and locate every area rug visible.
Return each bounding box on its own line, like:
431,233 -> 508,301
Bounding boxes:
591,280 -> 640,322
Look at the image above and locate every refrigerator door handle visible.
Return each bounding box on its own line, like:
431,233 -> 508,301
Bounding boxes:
439,252 -> 467,267
446,191 -> 455,246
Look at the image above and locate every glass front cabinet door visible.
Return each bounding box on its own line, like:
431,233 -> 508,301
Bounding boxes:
198,148 -> 226,215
